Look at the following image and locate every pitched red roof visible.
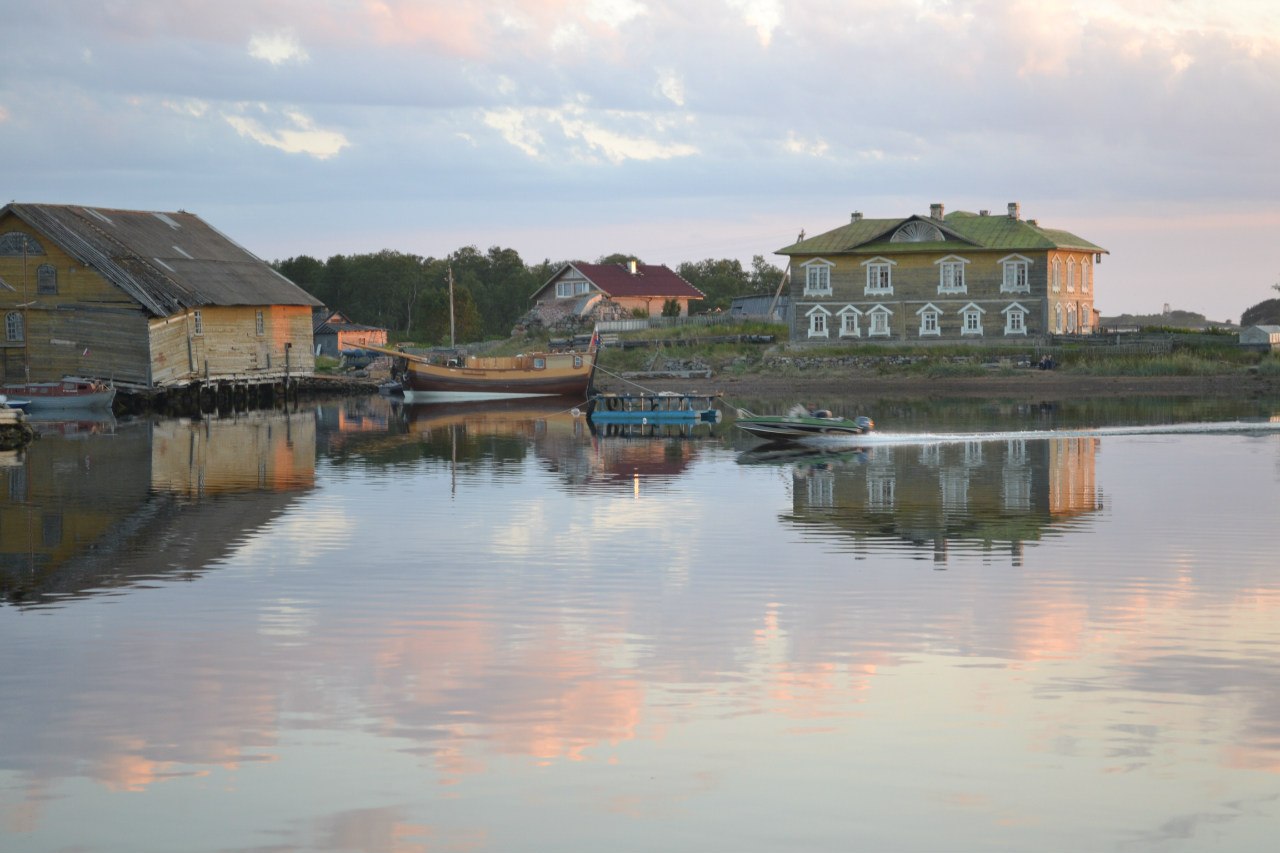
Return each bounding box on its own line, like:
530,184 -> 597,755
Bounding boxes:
566,263 -> 705,300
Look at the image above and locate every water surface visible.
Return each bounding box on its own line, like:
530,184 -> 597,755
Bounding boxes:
2,396 -> 1279,852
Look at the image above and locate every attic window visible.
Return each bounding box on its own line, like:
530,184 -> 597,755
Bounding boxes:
890,221 -> 944,243
0,232 -> 45,256
36,264 -> 57,295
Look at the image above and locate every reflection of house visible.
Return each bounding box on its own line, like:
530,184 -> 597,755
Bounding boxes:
776,202 -> 1107,343
783,437 -> 1102,564
312,309 -> 389,357
530,261 -> 704,326
0,412 -> 315,605
0,204 -> 321,388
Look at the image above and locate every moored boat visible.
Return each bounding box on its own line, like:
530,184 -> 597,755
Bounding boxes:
366,344 -> 597,403
0,378 -> 116,411
735,404 -> 874,442
586,391 -> 722,426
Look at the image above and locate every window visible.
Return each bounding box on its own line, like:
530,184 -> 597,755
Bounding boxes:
4,311 -> 23,342
960,303 -> 985,336
917,303 -> 941,336
1054,303 -> 1064,333
555,279 -> 591,298
1067,258 -> 1076,292
1002,303 -> 1028,336
255,310 -> 264,336
1067,304 -> 1077,332
1051,258 -> 1061,293
868,305 -> 892,337
806,306 -> 830,338
1001,255 -> 1031,293
837,306 -> 862,337
1081,259 -> 1091,293
533,357 -> 546,369
803,260 -> 833,296
36,264 -> 57,295
193,310 -> 203,336
0,232 -> 44,256
863,258 -> 894,295
936,256 -> 967,294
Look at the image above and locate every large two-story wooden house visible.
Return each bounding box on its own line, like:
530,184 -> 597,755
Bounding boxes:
0,203 -> 321,389
777,203 -> 1106,344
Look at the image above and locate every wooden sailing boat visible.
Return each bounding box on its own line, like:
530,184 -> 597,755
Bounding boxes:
366,266 -> 599,403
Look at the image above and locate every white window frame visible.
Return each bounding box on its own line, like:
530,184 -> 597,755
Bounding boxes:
837,305 -> 862,338
555,278 -> 591,298
1081,259 -> 1092,293
1054,303 -> 1064,333
868,304 -> 893,337
1067,257 -> 1076,292
916,302 -> 942,336
862,257 -> 895,296
802,259 -> 834,296
255,310 -> 264,336
806,305 -> 831,338
1051,257 -> 1061,293
193,309 -> 203,336
1002,302 -> 1028,336
1000,254 -> 1032,293
4,311 -> 23,342
935,255 -> 969,294
960,302 -> 985,336
1067,304 -> 1077,332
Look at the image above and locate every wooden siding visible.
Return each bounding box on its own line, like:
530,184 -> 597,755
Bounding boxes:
149,305 -> 315,386
0,217 -> 152,383
788,248 -> 1097,343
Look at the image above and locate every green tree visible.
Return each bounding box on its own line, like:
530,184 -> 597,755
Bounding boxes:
676,258 -> 749,311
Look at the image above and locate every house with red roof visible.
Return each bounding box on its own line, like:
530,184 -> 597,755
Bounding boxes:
529,260 -> 704,327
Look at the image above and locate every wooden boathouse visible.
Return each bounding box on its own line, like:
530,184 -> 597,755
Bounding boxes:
0,203 -> 321,408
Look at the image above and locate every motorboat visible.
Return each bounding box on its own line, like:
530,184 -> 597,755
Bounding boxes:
735,404 -> 874,442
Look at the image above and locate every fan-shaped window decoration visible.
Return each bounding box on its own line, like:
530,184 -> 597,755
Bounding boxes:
0,232 -> 45,256
890,221 -> 945,243
36,264 -> 57,295
5,311 -> 23,342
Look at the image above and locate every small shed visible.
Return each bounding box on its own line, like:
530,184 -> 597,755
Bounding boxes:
730,294 -> 789,321
313,309 -> 388,357
1239,325 -> 1280,351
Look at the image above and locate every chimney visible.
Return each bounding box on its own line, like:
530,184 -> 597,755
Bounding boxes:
851,211 -> 863,222
1007,202 -> 1021,220
628,259 -> 638,275
930,203 -> 944,219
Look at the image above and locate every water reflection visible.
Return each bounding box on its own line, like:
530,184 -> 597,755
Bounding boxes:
0,410 -> 315,606
741,436 -> 1103,565
1,399 -> 1278,852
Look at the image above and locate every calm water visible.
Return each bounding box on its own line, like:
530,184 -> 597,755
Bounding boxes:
2,394 -> 1279,853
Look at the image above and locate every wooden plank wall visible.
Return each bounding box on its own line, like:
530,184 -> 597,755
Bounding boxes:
149,305 -> 316,386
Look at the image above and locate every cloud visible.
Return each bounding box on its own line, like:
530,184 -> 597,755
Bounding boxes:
585,0 -> 650,29
248,31 -> 310,66
726,0 -> 784,47
656,69 -> 685,107
483,101 -> 698,164
223,107 -> 350,159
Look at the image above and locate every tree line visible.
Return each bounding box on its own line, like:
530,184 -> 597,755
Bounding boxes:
273,248 -> 785,345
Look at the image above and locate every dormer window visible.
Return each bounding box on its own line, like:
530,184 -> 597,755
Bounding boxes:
890,220 -> 945,242
802,259 -> 833,295
935,255 -> 969,294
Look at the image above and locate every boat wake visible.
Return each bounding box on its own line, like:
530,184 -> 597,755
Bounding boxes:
799,419 -> 1280,448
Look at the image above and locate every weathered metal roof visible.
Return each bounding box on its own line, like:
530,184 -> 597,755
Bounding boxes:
777,209 -> 1106,256
2,203 -> 322,316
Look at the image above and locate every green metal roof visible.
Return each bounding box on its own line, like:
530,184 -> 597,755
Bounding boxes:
778,209 -> 1106,256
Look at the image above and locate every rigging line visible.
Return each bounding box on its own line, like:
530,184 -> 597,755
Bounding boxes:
591,363 -> 665,396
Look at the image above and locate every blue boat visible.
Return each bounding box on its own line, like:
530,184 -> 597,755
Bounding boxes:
586,392 -> 722,426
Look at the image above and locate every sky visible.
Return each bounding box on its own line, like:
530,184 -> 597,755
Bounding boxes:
3,0 -> 1279,322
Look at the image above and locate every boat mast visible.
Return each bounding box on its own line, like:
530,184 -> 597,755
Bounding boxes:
448,263 -> 456,349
